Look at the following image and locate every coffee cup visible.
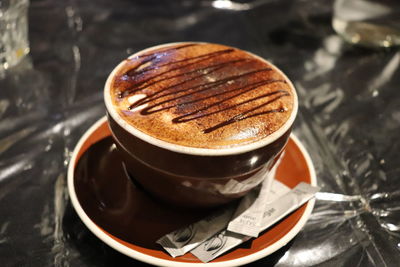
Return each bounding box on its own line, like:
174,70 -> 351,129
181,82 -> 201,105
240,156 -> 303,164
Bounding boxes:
104,42 -> 297,208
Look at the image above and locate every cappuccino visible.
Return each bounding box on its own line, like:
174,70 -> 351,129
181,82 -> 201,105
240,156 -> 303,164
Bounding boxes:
107,43 -> 295,149
104,42 -> 298,207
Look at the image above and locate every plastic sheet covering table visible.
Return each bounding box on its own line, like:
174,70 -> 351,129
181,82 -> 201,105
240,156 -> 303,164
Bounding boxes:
1,0 -> 399,266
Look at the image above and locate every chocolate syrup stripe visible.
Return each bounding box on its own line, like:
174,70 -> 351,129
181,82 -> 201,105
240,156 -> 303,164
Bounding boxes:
120,49 -> 235,97
129,47 -> 234,77
137,43 -> 197,59
171,82 -> 287,123
128,58 -> 248,107
172,90 -> 288,124
134,48 -> 236,76
126,44 -> 198,74
203,93 -> 290,133
135,68 -> 273,113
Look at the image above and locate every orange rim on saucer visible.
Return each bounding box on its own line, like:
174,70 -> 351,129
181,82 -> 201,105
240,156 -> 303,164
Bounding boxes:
68,116 -> 317,267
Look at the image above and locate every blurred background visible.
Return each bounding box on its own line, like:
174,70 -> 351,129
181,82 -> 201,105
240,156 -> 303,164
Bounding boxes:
0,0 -> 399,266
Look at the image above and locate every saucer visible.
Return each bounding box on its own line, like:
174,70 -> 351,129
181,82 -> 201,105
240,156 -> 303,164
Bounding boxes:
68,116 -> 317,266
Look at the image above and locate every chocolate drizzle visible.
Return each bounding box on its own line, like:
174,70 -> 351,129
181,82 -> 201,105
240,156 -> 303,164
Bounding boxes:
134,68 -> 274,115
203,96 -> 288,133
172,88 -> 288,124
121,48 -> 235,97
114,43 -> 292,135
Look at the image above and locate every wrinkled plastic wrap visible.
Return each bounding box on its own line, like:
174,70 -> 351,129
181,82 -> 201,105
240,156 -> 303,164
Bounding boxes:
1,0 -> 399,266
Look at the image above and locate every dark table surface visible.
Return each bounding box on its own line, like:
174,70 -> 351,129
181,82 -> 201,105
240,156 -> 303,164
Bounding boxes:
1,0 -> 400,266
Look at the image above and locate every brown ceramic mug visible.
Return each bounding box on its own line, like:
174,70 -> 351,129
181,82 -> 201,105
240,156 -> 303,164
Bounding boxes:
104,42 -> 298,208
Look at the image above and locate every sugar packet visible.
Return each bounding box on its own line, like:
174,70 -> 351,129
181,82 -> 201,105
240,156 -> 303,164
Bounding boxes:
227,157 -> 281,237
157,178 -> 285,258
156,205 -> 235,257
191,182 -> 320,263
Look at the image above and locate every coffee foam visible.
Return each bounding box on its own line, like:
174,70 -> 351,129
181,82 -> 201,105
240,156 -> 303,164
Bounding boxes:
105,42 -> 297,151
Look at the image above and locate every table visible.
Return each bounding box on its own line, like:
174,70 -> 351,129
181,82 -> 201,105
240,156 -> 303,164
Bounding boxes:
1,0 -> 399,266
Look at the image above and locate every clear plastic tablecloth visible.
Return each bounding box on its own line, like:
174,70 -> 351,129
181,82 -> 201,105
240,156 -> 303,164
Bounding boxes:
1,0 -> 399,266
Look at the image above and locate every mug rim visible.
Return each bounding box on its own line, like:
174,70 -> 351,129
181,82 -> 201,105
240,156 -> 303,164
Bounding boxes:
104,42 -> 298,156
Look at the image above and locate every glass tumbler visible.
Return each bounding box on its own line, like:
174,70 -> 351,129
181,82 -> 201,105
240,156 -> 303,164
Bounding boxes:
333,0 -> 400,48
0,0 -> 30,72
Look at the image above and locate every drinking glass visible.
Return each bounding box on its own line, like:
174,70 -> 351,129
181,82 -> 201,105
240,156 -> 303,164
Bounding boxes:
333,0 -> 400,48
0,0 -> 30,72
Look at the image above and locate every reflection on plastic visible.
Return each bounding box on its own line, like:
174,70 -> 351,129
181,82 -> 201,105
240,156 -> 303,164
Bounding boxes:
0,0 -> 400,266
